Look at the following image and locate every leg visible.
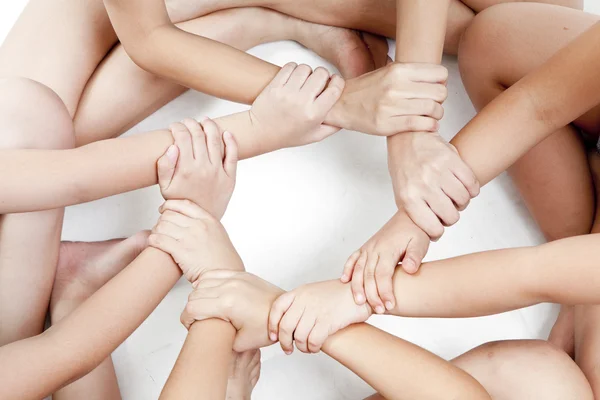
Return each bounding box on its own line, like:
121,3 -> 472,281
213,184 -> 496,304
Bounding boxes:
573,153 -> 600,398
73,7 -> 389,145
0,0 -> 118,116
452,340 -> 593,399
50,233 -> 148,400
0,78 -> 75,345
458,3 -> 599,353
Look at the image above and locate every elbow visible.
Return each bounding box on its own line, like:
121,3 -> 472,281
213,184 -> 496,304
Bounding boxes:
119,24 -> 172,75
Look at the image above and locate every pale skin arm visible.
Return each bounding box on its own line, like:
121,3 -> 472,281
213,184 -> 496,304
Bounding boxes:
452,22 -> 600,186
0,248 -> 181,400
159,320 -> 236,400
322,323 -> 491,400
389,233 -> 600,318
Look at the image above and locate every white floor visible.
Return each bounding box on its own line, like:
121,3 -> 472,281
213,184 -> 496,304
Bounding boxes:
1,1 -> 600,399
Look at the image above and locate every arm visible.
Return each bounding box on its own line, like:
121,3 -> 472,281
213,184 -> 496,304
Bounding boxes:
0,64 -> 340,213
452,22 -> 600,185
0,247 -> 182,400
159,320 -> 236,400
102,0 -> 448,136
323,323 -> 490,400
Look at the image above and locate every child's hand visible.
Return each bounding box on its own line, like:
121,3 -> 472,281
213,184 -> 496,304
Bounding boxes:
249,62 -> 345,154
149,200 -> 244,283
388,132 -> 479,240
180,270 -> 284,352
341,210 -> 429,313
157,117 -> 237,220
268,280 -> 372,354
328,63 -> 448,136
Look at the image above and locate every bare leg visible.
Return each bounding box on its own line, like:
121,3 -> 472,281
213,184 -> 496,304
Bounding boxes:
0,78 -> 75,345
364,340 -> 592,400
74,7 -> 390,145
458,3 -> 599,354
452,340 -> 593,399
49,232 -> 149,400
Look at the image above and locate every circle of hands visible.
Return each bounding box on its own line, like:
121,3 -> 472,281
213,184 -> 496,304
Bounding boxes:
150,61 -> 480,356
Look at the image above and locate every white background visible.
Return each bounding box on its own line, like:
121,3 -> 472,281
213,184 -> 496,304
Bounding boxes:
1,1 -> 600,399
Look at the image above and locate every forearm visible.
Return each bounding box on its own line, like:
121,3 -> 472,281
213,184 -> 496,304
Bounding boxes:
389,233 -> 600,318
0,111 -> 267,213
395,0 -> 450,63
322,323 -> 490,400
0,248 -> 181,399
160,320 -> 236,400
388,0 -> 450,162
452,22 -> 600,185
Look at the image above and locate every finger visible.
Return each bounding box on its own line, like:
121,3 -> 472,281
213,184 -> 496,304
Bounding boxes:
181,118 -> 208,161
157,145 -> 179,191
341,250 -> 361,283
285,64 -> 313,91
268,62 -> 297,88
279,304 -> 305,355
300,67 -> 330,99
181,298 -> 226,330
404,64 -> 449,84
405,202 -> 444,241
388,116 -> 439,134
404,81 -> 448,103
440,171 -> 471,211
451,158 -> 480,199
152,220 -> 186,241
351,252 -> 367,305
170,122 -> 194,161
402,236 -> 429,274
425,191 -> 460,227
403,98 -> 444,120
223,131 -> 238,178
375,253 -> 398,311
159,210 -> 193,228
307,321 -> 329,354
292,312 -> 317,354
200,117 -> 224,165
160,199 -> 211,219
314,74 -> 345,111
268,292 -> 295,342
189,280 -> 225,293
148,233 -> 182,257
364,253 -> 385,314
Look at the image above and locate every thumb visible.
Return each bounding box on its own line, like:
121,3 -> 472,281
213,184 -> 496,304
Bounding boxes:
157,145 -> 179,191
402,237 -> 429,274
311,124 -> 341,143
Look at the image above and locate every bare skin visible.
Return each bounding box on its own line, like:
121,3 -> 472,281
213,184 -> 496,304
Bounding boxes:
457,1 -> 600,365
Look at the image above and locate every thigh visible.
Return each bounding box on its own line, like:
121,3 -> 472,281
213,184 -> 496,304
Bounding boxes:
0,0 -> 118,116
459,3 -> 600,240
452,340 -> 593,399
0,78 -> 74,344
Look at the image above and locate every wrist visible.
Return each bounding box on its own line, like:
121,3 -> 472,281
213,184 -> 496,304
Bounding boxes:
323,81 -> 352,129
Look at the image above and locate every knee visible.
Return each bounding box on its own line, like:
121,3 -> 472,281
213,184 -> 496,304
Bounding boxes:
0,78 -> 75,150
457,5 -> 514,110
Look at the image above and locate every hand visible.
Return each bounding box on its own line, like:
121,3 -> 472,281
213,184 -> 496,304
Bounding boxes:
157,117 -> 237,220
327,62 -> 448,136
181,270 -> 284,352
388,132 -> 480,239
148,200 -> 243,283
268,280 -> 372,354
249,62 -> 345,154
341,210 -> 429,312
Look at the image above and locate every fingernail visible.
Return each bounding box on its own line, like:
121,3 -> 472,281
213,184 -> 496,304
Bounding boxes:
385,301 -> 393,310
355,293 -> 365,304
269,332 -> 277,341
201,116 -> 209,122
223,130 -> 232,138
375,306 -> 385,314
340,274 -> 348,282
284,350 -> 292,355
